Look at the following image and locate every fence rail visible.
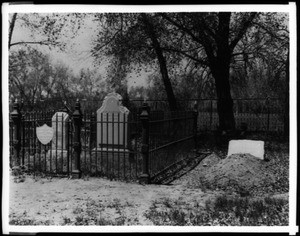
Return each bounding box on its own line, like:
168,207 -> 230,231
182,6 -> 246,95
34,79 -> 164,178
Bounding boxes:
12,98 -> 285,133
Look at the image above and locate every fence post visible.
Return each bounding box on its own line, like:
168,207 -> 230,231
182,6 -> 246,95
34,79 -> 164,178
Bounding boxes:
210,99 -> 213,131
11,99 -> 22,167
139,102 -> 150,184
193,101 -> 198,153
266,97 -> 270,133
72,99 -> 82,179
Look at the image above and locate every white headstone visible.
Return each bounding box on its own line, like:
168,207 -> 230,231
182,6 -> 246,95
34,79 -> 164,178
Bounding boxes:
51,112 -> 69,150
227,140 -> 265,160
97,92 -> 130,149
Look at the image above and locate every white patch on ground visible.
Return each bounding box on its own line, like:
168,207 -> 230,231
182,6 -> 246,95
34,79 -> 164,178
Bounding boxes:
9,175 -> 221,225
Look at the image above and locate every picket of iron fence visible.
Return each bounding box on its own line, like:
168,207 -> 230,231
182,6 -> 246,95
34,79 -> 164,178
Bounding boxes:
9,100 -> 197,184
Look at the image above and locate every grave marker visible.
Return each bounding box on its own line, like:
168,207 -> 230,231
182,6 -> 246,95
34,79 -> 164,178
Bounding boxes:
46,111 -> 70,172
227,140 -> 265,160
97,92 -> 130,150
52,112 -> 69,150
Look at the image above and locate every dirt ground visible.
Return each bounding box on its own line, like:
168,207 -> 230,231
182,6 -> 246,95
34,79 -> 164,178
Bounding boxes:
8,149 -> 289,226
8,174 -> 225,225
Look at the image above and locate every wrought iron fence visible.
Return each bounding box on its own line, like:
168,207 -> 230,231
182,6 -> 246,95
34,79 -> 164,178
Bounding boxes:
148,110 -> 197,183
9,100 -> 197,183
13,97 -> 286,133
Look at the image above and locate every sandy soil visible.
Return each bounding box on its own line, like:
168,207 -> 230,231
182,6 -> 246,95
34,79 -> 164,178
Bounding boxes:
9,151 -> 288,226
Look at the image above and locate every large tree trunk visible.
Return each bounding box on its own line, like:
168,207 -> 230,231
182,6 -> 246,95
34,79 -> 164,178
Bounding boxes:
141,14 -> 178,111
210,12 -> 235,132
211,57 -> 236,132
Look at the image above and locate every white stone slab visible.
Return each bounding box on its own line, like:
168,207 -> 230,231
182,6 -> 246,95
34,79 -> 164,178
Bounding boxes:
52,112 -> 69,150
97,92 -> 130,149
36,124 -> 53,145
227,140 -> 265,160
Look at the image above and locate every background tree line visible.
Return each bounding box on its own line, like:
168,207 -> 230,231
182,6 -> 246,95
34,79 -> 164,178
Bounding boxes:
8,12 -> 289,133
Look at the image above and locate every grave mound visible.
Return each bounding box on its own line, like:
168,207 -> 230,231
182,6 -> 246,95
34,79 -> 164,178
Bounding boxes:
198,153 -> 276,196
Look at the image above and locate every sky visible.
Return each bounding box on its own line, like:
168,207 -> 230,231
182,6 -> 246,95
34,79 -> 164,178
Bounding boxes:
7,5 -> 292,91
9,13 -> 149,89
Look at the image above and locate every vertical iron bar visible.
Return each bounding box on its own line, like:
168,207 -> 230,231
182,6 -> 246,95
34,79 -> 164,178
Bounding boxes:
106,113 -> 109,177
55,113 -> 58,173
112,113 -> 115,178
84,113 -> 87,171
100,113 -> 103,174
22,113 -> 25,167
193,102 -> 198,153
134,115 -> 138,179
127,113 -> 131,179
139,102 -> 150,184
123,113 -> 126,179
118,113 -> 120,179
89,112 -> 98,173
267,98 -> 270,133
61,113 -> 64,173
66,113 -> 70,175
33,112 -> 37,170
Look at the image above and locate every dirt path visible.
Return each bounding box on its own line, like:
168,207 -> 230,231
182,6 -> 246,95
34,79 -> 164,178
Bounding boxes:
9,175 -> 222,225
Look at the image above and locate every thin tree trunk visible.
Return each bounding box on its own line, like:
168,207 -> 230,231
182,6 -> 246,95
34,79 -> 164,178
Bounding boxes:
9,13 -> 17,49
141,14 -> 177,111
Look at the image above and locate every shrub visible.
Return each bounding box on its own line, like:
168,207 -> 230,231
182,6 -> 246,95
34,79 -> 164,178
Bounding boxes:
144,195 -> 288,226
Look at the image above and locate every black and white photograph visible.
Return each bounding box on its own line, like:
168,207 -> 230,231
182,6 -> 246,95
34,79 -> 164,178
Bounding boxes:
2,3 -> 297,234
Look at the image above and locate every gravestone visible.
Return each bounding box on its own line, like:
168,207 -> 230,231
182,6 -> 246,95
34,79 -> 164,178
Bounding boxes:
46,111 -> 70,172
52,112 -> 69,150
96,92 -> 130,150
227,140 -> 265,160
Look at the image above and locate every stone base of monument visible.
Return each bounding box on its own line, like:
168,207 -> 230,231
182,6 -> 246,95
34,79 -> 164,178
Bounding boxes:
45,150 -> 71,173
90,148 -> 138,176
91,148 -> 133,162
227,140 -> 265,160
24,151 -> 71,173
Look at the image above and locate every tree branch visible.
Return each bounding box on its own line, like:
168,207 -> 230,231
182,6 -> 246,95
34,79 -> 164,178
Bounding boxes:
159,13 -> 202,45
10,40 -> 60,47
92,28 -> 122,55
160,13 -> 216,63
229,13 -> 257,52
161,46 -> 209,66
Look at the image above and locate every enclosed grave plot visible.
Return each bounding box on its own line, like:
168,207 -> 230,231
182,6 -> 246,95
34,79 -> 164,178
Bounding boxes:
79,92 -> 143,181
22,111 -> 73,175
148,111 -> 197,183
149,138 -> 198,184
79,150 -> 143,181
